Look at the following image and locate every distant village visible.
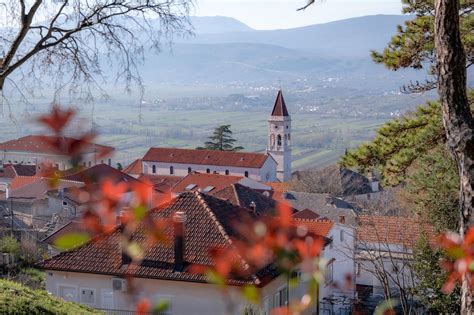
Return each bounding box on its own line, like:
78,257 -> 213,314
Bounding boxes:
0,91 -> 433,314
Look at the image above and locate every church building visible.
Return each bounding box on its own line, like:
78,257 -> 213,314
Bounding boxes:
131,90 -> 292,182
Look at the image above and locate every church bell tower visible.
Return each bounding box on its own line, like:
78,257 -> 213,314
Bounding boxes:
267,90 -> 291,182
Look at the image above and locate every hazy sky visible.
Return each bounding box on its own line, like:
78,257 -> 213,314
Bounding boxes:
192,0 -> 403,30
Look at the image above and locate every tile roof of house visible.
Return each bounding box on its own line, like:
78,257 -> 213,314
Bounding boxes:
9,176 -> 42,190
139,175 -> 183,193
270,90 -> 289,117
0,164 -> 36,178
293,218 -> 334,238
357,215 -> 436,247
0,135 -> 114,155
172,172 -> 244,195
38,192 -> 280,286
292,209 -> 320,220
43,221 -> 102,247
64,164 -> 140,185
143,147 -> 271,169
263,181 -> 288,192
123,159 -> 142,175
1,178 -> 83,201
212,183 -> 294,216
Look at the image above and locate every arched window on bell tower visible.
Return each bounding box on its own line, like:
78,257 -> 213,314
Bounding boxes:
277,134 -> 282,148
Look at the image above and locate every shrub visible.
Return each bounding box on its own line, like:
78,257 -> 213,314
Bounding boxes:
0,236 -> 20,256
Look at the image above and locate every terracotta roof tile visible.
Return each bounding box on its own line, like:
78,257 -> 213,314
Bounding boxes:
38,192 -> 280,286
293,209 -> 320,220
172,172 -> 243,194
0,135 -> 114,155
124,159 -> 142,175
294,218 -> 334,237
64,164 -> 140,185
143,148 -> 270,169
357,215 -> 436,246
2,178 -> 83,201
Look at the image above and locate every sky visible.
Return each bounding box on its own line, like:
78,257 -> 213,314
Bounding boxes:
192,0 -> 403,30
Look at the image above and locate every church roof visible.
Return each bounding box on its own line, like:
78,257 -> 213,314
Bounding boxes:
270,90 -> 289,117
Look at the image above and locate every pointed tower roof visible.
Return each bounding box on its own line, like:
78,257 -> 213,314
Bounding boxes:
270,90 -> 289,117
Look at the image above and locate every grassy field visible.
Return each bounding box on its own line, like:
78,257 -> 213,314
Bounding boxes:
0,104 -> 386,170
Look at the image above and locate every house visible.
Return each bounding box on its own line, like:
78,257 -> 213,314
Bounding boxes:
282,191 -> 360,225
293,212 -> 356,314
0,177 -> 84,229
354,215 -> 435,313
39,191 -> 330,315
0,135 -> 114,171
141,147 -> 278,182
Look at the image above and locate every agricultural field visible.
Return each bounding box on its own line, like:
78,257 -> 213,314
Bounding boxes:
0,102 -> 386,170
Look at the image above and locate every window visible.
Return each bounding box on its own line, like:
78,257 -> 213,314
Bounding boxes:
266,173 -> 270,180
277,135 -> 282,146
59,285 -> 77,303
152,165 -> 156,174
80,288 -> 95,305
187,167 -> 192,174
274,286 -> 288,308
88,161 -> 91,167
225,170 -> 229,175
340,230 -> 344,242
329,236 -> 333,249
244,171 -> 249,178
206,168 -> 210,174
169,166 -> 174,175
325,260 -> 334,284
274,125 -> 278,129
108,159 -> 111,166
290,269 -> 302,283
263,297 -> 270,315
62,201 -> 68,206
356,263 -> 361,276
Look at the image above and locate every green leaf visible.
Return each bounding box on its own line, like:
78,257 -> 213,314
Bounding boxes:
133,204 -> 147,221
242,285 -> 259,304
374,299 -> 398,315
205,270 -> 226,286
53,232 -> 90,250
152,300 -> 170,315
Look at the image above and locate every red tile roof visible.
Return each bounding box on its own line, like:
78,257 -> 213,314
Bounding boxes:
43,221 -> 102,247
9,176 -> 42,190
294,218 -> 334,237
0,164 -> 36,178
38,192 -> 279,286
64,164 -> 140,185
2,178 -> 83,201
172,172 -> 244,194
264,181 -> 288,192
293,209 -> 320,220
123,159 -> 142,175
0,135 -> 114,155
143,147 -> 270,168
270,90 -> 289,117
357,215 -> 436,246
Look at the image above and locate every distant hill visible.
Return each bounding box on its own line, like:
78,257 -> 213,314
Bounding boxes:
189,16 -> 254,34
182,15 -> 412,58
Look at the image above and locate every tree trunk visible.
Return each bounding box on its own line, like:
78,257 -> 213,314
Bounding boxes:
434,0 -> 474,313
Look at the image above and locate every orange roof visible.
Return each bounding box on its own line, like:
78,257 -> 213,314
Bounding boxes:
9,176 -> 42,190
143,147 -> 271,169
124,159 -> 142,175
294,218 -> 334,237
357,215 -> 436,246
172,172 -> 243,194
0,135 -> 114,155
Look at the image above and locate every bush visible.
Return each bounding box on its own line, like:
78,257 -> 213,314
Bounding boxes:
0,279 -> 102,314
0,236 -> 20,257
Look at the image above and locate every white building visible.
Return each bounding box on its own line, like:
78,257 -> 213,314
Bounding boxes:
0,135 -> 114,171
267,90 -> 292,182
141,147 -> 278,182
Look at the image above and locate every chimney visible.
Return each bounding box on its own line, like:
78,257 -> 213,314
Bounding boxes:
173,211 -> 186,272
339,215 -> 346,224
249,201 -> 257,214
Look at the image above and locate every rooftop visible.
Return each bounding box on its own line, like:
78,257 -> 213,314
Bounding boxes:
270,90 -> 290,117
0,135 -> 114,156
143,147 -> 271,169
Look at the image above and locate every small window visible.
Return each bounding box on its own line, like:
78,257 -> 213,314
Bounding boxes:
202,186 -> 215,193
169,166 -> 174,175
108,159 -> 111,166
274,286 -> 288,307
244,171 -> 249,178
62,201 -> 68,206
356,263 -> 361,276
329,236 -> 333,249
188,167 -> 192,174
277,135 -> 282,146
206,168 -> 210,174
274,125 -> 278,129
266,173 -> 270,180
80,288 -> 95,305
325,261 -> 334,284
225,170 -> 229,175
152,165 -> 157,174
340,230 -> 344,242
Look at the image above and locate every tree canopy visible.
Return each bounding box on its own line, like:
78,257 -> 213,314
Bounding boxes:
197,125 -> 244,151
371,0 -> 473,92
